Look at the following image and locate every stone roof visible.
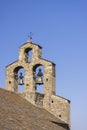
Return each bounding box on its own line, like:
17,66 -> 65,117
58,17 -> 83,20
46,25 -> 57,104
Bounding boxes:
0,88 -> 69,130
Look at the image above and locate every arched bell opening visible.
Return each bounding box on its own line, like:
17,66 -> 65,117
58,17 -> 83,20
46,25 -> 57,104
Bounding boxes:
33,64 -> 44,94
24,48 -> 32,63
14,66 -> 25,92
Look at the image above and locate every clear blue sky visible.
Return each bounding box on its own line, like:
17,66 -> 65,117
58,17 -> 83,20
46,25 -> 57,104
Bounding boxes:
0,0 -> 87,129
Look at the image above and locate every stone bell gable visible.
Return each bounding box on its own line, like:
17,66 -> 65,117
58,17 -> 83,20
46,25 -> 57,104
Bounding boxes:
6,40 -> 70,126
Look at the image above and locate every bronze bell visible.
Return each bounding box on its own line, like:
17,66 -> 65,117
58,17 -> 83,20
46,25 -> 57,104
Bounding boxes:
36,69 -> 43,85
18,73 -> 24,85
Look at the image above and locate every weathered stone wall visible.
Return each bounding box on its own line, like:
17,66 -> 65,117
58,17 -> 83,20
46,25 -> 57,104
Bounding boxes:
50,95 -> 70,124
35,92 -> 44,107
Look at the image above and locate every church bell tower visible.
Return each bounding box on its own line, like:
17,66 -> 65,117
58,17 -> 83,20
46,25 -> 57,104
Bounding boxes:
6,39 -> 70,126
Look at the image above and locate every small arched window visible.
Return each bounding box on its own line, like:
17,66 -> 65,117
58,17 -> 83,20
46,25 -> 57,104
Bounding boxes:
18,68 -> 25,92
33,64 -> 44,94
14,66 -> 25,92
24,48 -> 32,62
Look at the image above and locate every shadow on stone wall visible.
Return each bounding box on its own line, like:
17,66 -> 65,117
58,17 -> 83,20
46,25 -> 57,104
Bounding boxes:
51,121 -> 70,130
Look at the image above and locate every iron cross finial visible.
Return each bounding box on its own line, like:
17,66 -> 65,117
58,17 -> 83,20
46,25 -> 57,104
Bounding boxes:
28,32 -> 33,40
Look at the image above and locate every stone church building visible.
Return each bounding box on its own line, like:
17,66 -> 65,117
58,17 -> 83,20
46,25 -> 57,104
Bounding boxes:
6,39 -> 70,128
